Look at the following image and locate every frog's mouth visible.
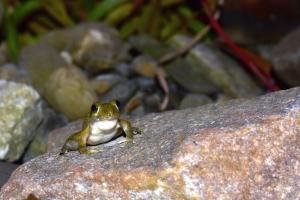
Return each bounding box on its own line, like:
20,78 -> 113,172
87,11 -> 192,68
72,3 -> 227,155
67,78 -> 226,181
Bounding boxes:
91,119 -> 118,131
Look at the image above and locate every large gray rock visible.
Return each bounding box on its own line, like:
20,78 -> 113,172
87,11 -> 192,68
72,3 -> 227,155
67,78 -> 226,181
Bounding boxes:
0,80 -> 42,161
1,87 -> 299,199
128,35 -> 170,59
165,58 -> 219,94
169,35 -> 263,97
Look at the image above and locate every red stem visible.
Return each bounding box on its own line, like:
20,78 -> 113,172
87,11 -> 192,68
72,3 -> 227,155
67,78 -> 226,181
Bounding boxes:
202,0 -> 280,91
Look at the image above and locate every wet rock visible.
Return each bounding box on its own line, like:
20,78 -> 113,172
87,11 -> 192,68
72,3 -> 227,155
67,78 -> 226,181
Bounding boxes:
143,93 -> 161,113
179,94 -> 212,109
0,64 -> 29,83
165,57 -> 219,94
115,63 -> 134,77
20,42 -> 68,92
90,74 -> 123,96
130,105 -> 145,117
170,35 -> 263,97
23,103 -> 67,162
271,27 -> 300,87
44,67 -> 97,120
1,87 -> 299,199
0,161 -> 18,189
0,80 -> 42,161
72,23 -> 129,73
131,55 -> 159,78
100,80 -> 137,105
133,76 -> 156,93
128,35 -> 170,59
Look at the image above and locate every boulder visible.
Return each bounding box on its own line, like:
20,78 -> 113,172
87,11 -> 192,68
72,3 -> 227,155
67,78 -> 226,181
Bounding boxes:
1,87 -> 299,199
169,35 -> 263,97
0,80 -> 42,162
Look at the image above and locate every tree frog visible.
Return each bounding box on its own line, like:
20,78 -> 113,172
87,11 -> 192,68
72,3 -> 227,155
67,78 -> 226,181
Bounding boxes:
60,100 -> 137,155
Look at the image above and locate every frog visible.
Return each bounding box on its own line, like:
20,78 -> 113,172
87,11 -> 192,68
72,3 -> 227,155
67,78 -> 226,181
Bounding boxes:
60,100 -> 138,155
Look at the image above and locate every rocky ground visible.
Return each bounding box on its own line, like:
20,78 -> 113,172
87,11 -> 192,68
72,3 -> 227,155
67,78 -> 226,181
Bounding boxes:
1,87 -> 299,199
0,21 -> 300,199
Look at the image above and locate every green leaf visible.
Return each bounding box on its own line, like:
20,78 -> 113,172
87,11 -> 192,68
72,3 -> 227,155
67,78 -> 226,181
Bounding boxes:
161,0 -> 183,7
160,14 -> 180,39
41,0 -> 74,26
188,20 -> 205,32
6,19 -> 19,61
3,2 -> 19,61
120,17 -> 138,38
138,5 -> 151,34
178,5 -> 193,18
13,1 -> 41,25
88,0 -> 127,21
105,3 -> 132,25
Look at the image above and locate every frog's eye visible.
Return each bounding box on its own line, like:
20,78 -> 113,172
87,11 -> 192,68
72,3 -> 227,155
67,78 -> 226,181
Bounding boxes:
91,104 -> 98,113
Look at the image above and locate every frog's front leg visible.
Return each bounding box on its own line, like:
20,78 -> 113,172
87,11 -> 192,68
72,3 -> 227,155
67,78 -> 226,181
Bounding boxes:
60,119 -> 91,155
119,119 -> 134,144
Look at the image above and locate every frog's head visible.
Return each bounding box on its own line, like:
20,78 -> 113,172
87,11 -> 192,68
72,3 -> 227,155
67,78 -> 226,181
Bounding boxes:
89,100 -> 120,121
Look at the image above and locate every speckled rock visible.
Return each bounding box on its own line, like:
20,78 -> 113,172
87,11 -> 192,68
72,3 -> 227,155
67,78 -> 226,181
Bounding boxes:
0,80 -> 42,161
271,27 -> 300,87
1,87 -> 300,199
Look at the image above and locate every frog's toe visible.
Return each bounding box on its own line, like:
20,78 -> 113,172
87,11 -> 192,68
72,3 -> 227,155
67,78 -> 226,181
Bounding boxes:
133,127 -> 143,135
125,138 -> 134,145
116,137 -> 127,144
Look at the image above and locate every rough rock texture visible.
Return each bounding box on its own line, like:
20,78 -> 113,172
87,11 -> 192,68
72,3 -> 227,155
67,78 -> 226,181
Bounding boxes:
1,87 -> 300,199
0,80 -> 42,161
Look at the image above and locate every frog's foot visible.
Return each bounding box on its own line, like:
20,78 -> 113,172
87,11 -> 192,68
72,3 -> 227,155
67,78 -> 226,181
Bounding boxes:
118,137 -> 135,147
59,146 -> 69,155
79,147 -> 101,154
132,127 -> 143,135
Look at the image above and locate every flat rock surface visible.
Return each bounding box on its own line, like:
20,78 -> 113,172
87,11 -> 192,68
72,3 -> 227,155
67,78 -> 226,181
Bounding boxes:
1,88 -> 299,200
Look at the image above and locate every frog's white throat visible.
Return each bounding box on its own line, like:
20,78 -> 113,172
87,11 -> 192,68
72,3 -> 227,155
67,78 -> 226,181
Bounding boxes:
91,119 -> 118,132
